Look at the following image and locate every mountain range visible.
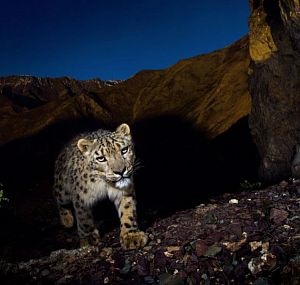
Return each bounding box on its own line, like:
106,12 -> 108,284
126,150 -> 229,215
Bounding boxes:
0,36 -> 250,147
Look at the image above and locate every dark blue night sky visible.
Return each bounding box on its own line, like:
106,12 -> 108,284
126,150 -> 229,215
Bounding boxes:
0,0 -> 249,80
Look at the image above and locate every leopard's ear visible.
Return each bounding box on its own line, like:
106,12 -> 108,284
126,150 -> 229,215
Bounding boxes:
77,138 -> 93,155
115,123 -> 131,137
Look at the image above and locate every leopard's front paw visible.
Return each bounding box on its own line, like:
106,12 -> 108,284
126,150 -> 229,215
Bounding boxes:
120,230 -> 148,249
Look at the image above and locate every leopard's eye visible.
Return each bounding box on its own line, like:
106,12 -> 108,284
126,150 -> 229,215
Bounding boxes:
96,156 -> 106,162
121,146 -> 128,155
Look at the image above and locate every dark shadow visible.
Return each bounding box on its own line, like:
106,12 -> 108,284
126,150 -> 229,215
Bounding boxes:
2,86 -> 44,109
132,115 -> 260,222
264,0 -> 282,27
133,116 -> 211,215
209,116 -> 260,190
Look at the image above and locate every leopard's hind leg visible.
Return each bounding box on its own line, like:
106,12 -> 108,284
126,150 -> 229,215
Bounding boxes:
57,204 -> 74,228
73,202 -> 100,246
53,185 -> 74,228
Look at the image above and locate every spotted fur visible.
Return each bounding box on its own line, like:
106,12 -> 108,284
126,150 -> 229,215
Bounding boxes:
53,124 -> 148,249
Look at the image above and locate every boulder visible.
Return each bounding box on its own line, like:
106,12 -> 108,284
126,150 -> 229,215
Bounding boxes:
248,0 -> 300,182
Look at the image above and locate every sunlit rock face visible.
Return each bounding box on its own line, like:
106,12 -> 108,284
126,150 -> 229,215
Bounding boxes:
248,0 -> 300,182
0,37 -> 250,147
248,0 -> 277,61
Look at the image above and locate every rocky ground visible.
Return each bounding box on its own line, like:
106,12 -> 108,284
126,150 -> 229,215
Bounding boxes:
0,179 -> 299,285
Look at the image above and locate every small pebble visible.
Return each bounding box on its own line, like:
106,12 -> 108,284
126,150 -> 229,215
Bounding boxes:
41,269 -> 50,276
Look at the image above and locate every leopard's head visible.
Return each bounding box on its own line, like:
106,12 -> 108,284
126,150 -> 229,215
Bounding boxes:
77,124 -> 135,189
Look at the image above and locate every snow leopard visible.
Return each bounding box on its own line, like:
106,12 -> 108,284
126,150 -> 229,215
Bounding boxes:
53,123 -> 148,249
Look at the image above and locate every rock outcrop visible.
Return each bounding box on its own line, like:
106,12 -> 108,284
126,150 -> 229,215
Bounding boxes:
248,0 -> 300,182
0,37 -> 250,147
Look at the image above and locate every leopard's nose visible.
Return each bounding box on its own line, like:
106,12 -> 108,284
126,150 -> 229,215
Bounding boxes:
114,168 -> 126,177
